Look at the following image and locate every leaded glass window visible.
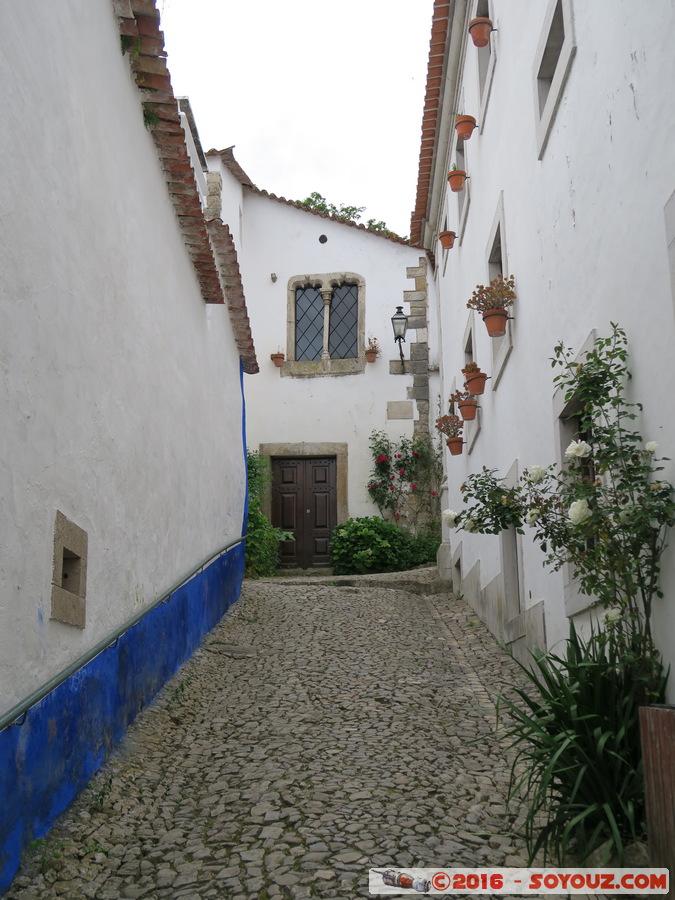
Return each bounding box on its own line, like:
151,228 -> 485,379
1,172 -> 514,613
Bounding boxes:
294,282 -> 359,361
295,286 -> 324,361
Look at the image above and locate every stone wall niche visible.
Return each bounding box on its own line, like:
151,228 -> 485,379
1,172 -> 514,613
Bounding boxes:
51,510 -> 88,628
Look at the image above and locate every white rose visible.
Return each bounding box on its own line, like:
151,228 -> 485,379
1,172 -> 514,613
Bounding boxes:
565,440 -> 592,460
645,441 -> 658,454
525,508 -> 540,526
442,509 -> 458,528
463,517 -> 476,533
618,504 -> 634,524
527,465 -> 546,484
568,498 -> 592,525
604,607 -> 622,624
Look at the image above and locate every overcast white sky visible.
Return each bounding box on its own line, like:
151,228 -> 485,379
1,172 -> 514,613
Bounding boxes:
158,0 -> 435,237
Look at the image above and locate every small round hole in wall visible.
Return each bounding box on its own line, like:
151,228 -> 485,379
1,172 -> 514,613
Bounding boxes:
319,234 -> 327,243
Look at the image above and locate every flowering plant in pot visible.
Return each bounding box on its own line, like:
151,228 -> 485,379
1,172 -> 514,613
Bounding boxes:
450,389 -> 479,421
447,164 -> 467,193
467,274 -> 516,337
365,336 -> 380,362
435,414 -> 464,455
462,361 -> 489,395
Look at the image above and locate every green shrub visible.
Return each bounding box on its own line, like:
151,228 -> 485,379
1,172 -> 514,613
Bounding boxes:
244,451 -> 291,578
499,623 -> 667,864
329,516 -> 439,575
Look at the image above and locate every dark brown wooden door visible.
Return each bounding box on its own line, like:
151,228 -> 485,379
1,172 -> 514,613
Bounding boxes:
271,458 -> 337,569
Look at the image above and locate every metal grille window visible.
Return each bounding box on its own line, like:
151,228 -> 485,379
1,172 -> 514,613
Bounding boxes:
295,286 -> 324,361
328,283 -> 358,359
295,282 -> 358,361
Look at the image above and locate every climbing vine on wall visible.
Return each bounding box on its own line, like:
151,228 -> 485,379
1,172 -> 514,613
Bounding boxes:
366,431 -> 443,532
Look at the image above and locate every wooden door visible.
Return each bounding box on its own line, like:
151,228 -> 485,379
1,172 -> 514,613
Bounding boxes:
271,457 -> 337,569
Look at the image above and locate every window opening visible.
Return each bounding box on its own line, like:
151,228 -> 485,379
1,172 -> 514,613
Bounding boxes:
537,0 -> 565,116
476,0 -> 492,98
328,283 -> 358,359
295,286 -> 324,361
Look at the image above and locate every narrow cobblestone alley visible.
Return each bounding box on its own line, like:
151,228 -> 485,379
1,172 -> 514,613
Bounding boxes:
6,570 -> 531,900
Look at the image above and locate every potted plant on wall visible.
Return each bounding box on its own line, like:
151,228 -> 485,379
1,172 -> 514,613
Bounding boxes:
468,16 -> 493,47
365,336 -> 380,363
462,361 -> 489,395
435,414 -> 464,455
450,389 -> 479,421
467,274 -> 516,337
447,164 -> 467,193
455,114 -> 477,140
270,351 -> 285,367
439,230 -> 457,250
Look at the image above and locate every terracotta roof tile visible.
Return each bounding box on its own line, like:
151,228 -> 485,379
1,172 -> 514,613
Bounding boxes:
112,0 -> 258,373
410,0 -> 453,245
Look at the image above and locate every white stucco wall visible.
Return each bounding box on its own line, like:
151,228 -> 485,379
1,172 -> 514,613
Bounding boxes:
432,0 -> 675,684
0,0 -> 247,714
224,185 -> 430,520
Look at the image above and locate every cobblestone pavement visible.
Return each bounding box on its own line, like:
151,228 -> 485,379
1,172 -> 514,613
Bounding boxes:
7,569 -> 531,900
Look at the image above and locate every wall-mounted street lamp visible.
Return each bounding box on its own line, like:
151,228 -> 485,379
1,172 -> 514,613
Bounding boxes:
391,306 -> 409,361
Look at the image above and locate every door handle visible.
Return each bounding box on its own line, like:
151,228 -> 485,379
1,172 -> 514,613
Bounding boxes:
306,509 -> 311,514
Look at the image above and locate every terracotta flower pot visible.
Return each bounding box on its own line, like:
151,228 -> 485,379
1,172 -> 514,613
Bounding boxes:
446,437 -> 463,456
270,353 -> 285,367
455,115 -> 477,140
458,399 -> 479,421
464,372 -> 488,395
365,350 -> 378,363
439,230 -> 456,249
482,309 -> 509,337
447,170 -> 467,192
468,16 -> 493,47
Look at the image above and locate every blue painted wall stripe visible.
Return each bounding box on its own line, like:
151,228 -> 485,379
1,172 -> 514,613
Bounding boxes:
0,543 -> 245,894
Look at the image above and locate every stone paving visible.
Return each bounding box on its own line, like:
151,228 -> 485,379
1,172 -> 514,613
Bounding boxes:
6,569 -> 532,900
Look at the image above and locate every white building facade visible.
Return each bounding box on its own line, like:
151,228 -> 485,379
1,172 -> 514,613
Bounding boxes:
412,0 -> 675,685
0,0 -> 256,889
207,149 -> 440,568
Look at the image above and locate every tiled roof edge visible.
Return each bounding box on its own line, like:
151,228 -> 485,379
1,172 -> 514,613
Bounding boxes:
112,0 -> 259,372
205,146 -> 420,247
246,184 -> 422,248
410,0 -> 453,245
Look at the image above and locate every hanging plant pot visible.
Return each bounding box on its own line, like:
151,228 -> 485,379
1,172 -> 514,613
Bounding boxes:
455,115 -> 477,140
448,169 -> 467,192
270,352 -> 285,367
468,16 -> 493,47
439,230 -> 457,250
458,399 -> 479,421
482,309 -> 509,337
464,371 -> 489,395
365,350 -> 378,363
446,437 -> 464,456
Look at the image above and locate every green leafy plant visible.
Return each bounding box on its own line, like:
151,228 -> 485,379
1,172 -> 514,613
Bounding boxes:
330,517 -> 411,575
499,624 -> 667,864
466,273 -> 516,313
298,192 -> 406,239
449,324 -> 673,863
245,451 -> 293,578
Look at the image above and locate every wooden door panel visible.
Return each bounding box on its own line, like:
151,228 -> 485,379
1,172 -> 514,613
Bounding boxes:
272,457 -> 336,569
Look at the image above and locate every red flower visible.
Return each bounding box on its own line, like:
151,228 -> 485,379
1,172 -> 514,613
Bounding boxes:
411,484 -> 417,490
412,451 -> 420,458
431,491 -> 437,496
390,486 -> 395,491
377,454 -> 388,463
399,468 -> 405,474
